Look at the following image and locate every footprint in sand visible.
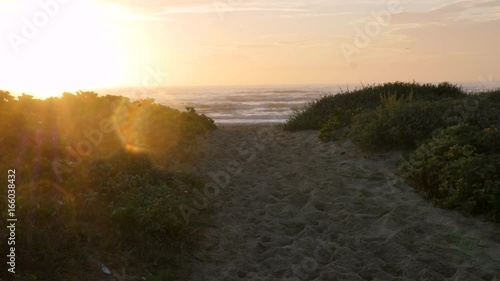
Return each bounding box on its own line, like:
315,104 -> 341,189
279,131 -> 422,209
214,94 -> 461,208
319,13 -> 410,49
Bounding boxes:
185,126 -> 500,281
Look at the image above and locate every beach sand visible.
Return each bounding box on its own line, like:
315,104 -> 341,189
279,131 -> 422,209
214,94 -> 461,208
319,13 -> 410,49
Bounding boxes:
179,125 -> 500,281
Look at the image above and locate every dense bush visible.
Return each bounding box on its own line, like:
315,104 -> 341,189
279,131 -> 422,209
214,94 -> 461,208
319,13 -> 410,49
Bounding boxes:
0,90 -> 216,280
349,99 -> 454,150
286,83 -> 500,221
89,150 -> 194,237
284,82 -> 466,131
318,108 -> 363,141
348,92 -> 500,150
399,124 -> 500,219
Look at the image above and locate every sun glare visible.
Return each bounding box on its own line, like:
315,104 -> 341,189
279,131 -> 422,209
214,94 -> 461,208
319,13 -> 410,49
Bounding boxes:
1,0 -> 127,99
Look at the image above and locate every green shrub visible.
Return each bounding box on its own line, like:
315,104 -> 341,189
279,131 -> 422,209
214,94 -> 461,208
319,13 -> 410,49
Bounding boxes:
348,92 -> 500,151
465,98 -> 500,129
318,108 -> 363,141
284,82 -> 467,131
89,150 -> 197,238
182,107 -> 217,138
349,100 -> 455,150
284,94 -> 342,131
399,124 -> 500,219
0,91 -> 216,280
481,89 -> 500,104
89,150 -> 173,199
319,90 -> 416,142
118,183 -> 191,237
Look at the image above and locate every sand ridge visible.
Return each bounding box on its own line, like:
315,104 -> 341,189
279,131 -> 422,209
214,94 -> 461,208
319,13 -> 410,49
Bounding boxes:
180,125 -> 500,281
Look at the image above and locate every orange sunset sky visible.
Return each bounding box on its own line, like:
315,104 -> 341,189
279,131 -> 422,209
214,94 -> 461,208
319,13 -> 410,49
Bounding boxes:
0,0 -> 499,98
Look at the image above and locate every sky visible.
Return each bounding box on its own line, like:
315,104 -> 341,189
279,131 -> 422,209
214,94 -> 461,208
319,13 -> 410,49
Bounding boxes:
0,0 -> 499,97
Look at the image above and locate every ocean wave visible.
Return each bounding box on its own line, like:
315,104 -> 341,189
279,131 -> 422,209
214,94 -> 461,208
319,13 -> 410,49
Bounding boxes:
98,83 -> 500,125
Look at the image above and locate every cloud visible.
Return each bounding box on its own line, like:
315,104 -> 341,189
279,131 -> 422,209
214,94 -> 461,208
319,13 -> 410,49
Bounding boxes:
278,11 -> 354,19
339,0 -> 500,46
155,5 -> 309,16
393,0 -> 500,25
96,0 -> 312,21
209,38 -> 332,50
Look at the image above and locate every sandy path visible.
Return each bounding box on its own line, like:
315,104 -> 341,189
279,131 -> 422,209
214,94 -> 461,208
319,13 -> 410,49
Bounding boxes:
180,125 -> 500,281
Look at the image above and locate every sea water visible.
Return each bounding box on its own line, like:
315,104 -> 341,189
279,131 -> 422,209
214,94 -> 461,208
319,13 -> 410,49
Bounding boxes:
95,82 -> 500,125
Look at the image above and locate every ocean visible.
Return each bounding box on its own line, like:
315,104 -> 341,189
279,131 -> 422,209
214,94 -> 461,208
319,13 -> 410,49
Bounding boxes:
95,82 -> 500,125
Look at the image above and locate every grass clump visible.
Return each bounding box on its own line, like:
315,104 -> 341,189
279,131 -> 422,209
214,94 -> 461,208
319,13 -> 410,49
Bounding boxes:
349,99 -> 454,150
349,92 -> 500,151
284,81 -> 466,131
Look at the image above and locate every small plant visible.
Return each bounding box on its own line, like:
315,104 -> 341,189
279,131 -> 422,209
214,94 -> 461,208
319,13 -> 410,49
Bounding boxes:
379,89 -> 414,109
379,91 -> 401,109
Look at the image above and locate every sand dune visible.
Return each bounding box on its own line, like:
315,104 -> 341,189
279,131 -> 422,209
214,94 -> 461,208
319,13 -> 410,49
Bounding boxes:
180,125 -> 500,281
